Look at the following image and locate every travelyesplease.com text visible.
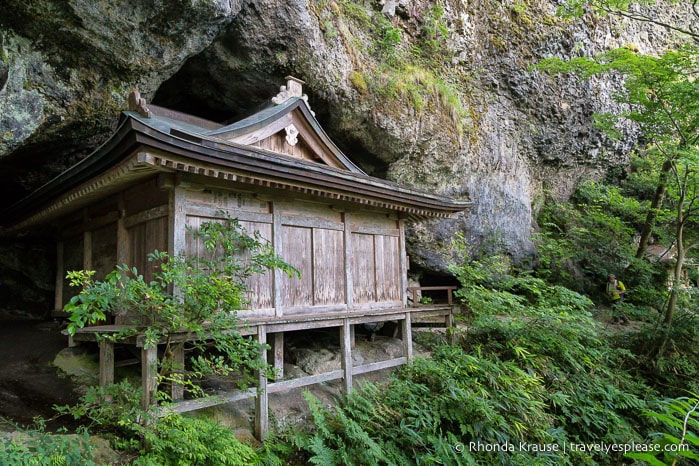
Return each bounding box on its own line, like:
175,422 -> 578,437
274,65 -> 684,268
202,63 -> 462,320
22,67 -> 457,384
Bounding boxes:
453,440 -> 688,456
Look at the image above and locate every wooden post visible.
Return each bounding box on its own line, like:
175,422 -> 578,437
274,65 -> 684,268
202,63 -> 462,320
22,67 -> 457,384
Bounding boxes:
272,203 -> 284,318
446,308 -> 455,345
83,231 -> 93,271
54,240 -> 64,313
99,340 -> 115,399
340,319 -> 353,393
116,194 -> 128,265
350,324 -> 355,348
343,212 -> 354,310
398,217 -> 408,306
272,332 -> 284,381
170,344 -> 185,401
141,345 -> 158,411
402,311 -> 413,361
255,325 -> 269,440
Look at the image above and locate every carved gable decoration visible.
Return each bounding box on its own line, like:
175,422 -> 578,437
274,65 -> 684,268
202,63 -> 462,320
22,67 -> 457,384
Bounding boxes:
206,77 -> 360,172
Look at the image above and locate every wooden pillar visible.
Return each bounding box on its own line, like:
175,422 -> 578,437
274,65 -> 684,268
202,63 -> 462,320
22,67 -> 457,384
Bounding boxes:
340,319 -> 353,393
170,345 -> 185,401
115,195 -> 129,325
99,340 -> 115,392
83,232 -> 92,271
446,308 -> 455,345
141,345 -> 158,411
169,185 -> 186,257
54,240 -> 64,313
402,312 -> 413,361
255,325 -> 269,440
269,332 -> 284,381
350,324 -> 355,348
116,194 -> 128,265
272,203 -> 284,318
343,212 -> 354,311
398,217 -> 408,306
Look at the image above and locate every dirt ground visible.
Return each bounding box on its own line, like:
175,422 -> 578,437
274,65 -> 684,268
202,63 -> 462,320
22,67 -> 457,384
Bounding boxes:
0,320 -> 81,430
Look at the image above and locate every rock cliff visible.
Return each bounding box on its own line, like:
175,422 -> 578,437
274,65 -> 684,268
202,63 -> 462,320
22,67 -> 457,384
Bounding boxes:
0,0 -> 691,317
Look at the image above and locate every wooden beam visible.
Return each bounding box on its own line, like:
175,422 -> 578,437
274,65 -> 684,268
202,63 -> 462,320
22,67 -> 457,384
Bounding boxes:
158,388 -> 258,415
183,204 -> 272,224
268,369 -> 343,394
255,325 -> 269,440
123,205 -> 169,229
340,319 -> 352,393
141,345 -> 158,411
352,357 -> 407,375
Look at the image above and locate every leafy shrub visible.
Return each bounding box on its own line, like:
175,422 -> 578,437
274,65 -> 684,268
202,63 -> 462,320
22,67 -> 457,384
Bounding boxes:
134,414 -> 258,466
63,216 -> 298,401
58,217 -> 298,460
0,420 -> 95,466
627,396 -> 699,465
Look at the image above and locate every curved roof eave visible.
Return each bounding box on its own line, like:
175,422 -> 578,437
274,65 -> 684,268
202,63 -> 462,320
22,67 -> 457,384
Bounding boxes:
2,112 -> 471,229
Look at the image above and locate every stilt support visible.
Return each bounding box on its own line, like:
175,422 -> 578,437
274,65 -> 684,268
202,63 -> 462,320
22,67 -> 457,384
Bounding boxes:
255,325 -> 269,440
402,312 -> 413,361
141,345 -> 158,411
171,344 -> 185,401
99,339 -> 115,401
272,332 -> 284,381
341,319 -> 353,393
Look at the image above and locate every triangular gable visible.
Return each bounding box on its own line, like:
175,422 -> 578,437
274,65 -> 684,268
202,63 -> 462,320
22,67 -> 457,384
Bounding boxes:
205,77 -> 365,174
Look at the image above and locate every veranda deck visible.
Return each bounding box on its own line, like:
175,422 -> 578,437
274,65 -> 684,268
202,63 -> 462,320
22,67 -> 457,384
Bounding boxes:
67,298 -> 456,440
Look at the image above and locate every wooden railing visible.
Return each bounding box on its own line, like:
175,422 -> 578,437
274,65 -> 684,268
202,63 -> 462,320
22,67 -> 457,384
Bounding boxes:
407,286 -> 457,306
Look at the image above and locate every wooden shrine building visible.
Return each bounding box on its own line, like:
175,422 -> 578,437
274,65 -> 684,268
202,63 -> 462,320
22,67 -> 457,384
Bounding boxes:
2,77 -> 470,438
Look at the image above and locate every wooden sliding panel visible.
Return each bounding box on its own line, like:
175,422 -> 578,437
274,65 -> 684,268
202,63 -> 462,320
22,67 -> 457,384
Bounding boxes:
350,233 -> 376,306
281,225 -> 313,309
91,223 -> 118,282
375,234 -> 402,303
127,216 -> 168,282
312,228 -> 345,306
240,221 -> 274,310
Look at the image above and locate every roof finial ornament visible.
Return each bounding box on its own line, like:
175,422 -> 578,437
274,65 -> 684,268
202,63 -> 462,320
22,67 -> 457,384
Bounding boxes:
272,76 -> 314,115
128,89 -> 152,118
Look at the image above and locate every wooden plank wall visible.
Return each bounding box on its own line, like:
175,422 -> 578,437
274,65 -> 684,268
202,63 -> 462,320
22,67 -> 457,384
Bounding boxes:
55,179 -> 405,320
182,188 -> 404,317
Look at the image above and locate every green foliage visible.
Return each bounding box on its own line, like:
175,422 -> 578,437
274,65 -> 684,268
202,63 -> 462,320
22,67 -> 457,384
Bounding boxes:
555,1 -> 697,40
269,245 -> 661,465
0,419 -> 95,466
534,183 -> 641,297
63,216 -> 298,400
450,244 -> 654,452
413,4 -> 450,63
54,380 -> 147,440
57,217 -> 298,460
133,414 -> 258,465
626,396 -> 699,465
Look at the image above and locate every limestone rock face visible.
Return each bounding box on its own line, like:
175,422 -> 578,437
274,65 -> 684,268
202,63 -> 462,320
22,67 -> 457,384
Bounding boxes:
0,0 -> 691,317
